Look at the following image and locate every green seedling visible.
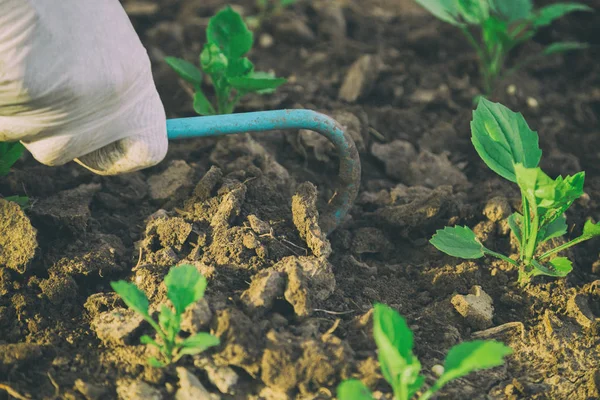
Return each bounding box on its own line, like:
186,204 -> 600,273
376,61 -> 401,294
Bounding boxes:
111,264 -> 220,367
0,142 -> 30,207
166,6 -> 286,116
337,303 -> 512,400
431,98 -> 600,283
246,0 -> 298,30
414,0 -> 592,94
0,142 -> 25,176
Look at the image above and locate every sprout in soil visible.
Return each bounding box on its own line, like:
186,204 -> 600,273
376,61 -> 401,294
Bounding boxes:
0,142 -> 29,207
430,98 -> 600,283
337,303 -> 512,400
111,264 -> 220,367
414,0 -> 592,95
165,6 -> 286,116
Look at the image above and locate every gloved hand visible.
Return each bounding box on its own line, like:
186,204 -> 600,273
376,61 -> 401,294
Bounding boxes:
0,0 -> 168,175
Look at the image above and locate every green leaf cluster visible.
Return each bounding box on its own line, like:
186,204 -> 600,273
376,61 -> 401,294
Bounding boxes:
337,304 -> 512,400
414,0 -> 592,94
430,99 -> 600,283
165,6 -> 286,116
0,142 -> 25,176
111,264 -> 220,367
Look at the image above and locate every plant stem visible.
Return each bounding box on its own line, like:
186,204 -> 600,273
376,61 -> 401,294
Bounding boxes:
538,235 -> 591,260
459,26 -> 492,94
484,249 -> 519,267
520,195 -> 530,261
524,209 -> 539,265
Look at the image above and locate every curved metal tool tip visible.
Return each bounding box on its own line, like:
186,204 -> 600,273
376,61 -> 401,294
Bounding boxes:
167,109 -> 361,234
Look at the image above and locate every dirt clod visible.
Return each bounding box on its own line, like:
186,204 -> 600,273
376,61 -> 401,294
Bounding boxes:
91,308 -> 144,346
175,367 -> 217,400
39,273 -> 79,305
148,160 -> 193,201
0,343 -> 43,373
74,379 -> 108,400
483,196 -> 512,222
181,298 -> 213,334
194,357 -> 239,395
241,268 -> 285,317
116,379 -> 162,400
452,286 -> 494,330
32,183 -> 101,234
338,54 -> 382,102
351,227 -> 390,254
0,199 -> 37,273
292,182 -> 331,258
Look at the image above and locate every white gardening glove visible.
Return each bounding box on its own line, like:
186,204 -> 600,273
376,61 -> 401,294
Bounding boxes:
0,0 -> 168,175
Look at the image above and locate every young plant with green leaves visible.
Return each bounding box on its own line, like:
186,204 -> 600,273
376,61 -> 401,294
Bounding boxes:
414,0 -> 592,94
0,142 -> 29,207
246,0 -> 298,30
165,6 -> 286,116
431,98 -> 600,283
111,264 -> 220,367
0,142 -> 25,176
337,303 -> 512,400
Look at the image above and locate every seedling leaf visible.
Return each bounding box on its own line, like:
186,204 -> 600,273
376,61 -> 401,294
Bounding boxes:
543,41 -> 589,56
414,0 -> 462,26
193,91 -> 216,116
492,0 -> 533,22
337,380 -> 373,400
165,264 -> 207,315
226,57 -> 254,78
530,258 -> 573,277
430,226 -> 485,259
207,6 -> 254,59
471,98 -> 542,182
539,215 -> 567,243
228,76 -> 287,92
532,3 -> 593,28
148,357 -> 165,368
582,220 -> 600,238
165,57 -> 203,85
0,142 -> 25,176
178,333 -> 220,357
5,196 -> 29,209
110,281 -> 150,318
372,303 -> 422,393
436,340 -> 512,389
508,213 -> 523,243
457,0 -> 490,24
140,335 -> 161,349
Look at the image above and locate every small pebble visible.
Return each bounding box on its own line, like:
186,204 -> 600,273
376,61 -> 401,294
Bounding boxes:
506,84 -> 516,95
432,364 -> 444,377
526,97 -> 539,109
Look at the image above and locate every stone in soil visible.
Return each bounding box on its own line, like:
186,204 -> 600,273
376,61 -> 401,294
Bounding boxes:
0,198 -> 37,273
451,286 -> 495,330
91,308 -> 144,346
116,379 -> 162,400
175,367 -> 218,400
74,379 -> 108,400
194,356 -> 239,395
31,183 -> 101,234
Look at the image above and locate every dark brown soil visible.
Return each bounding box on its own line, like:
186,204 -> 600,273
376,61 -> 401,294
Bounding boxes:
2,0 -> 600,399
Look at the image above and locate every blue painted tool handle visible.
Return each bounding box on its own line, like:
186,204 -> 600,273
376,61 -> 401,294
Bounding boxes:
167,109 -> 361,234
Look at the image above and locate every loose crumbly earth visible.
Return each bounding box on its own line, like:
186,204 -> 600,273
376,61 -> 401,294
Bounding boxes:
1,0 -> 600,399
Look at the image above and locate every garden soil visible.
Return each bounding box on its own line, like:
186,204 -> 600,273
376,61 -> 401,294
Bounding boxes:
2,0 -> 600,399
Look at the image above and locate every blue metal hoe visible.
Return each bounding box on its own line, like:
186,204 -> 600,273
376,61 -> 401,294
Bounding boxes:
166,109 -> 361,234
